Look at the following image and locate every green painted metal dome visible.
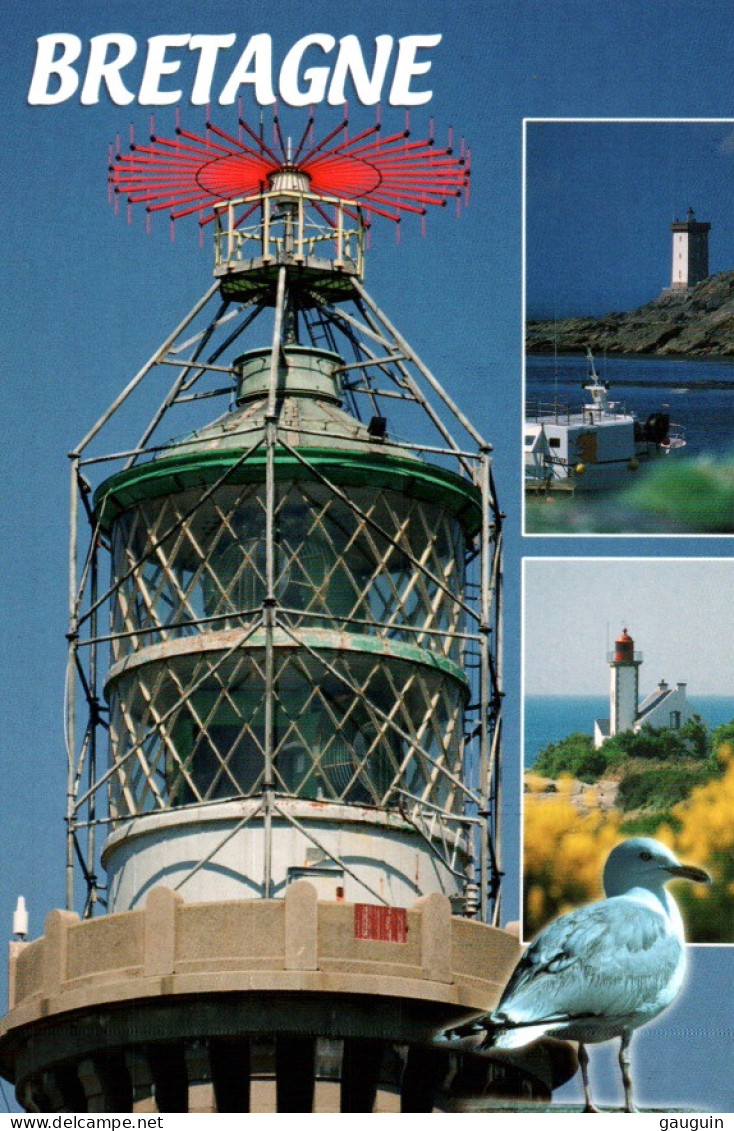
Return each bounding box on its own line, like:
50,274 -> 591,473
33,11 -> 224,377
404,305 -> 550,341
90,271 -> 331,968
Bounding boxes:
94,345 -> 482,537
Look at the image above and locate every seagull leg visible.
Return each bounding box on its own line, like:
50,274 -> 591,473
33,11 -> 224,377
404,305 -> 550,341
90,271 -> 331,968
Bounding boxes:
578,1042 -> 600,1113
619,1030 -> 635,1113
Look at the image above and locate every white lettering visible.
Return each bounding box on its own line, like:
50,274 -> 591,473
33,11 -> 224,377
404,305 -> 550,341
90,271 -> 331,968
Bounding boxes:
139,35 -> 191,105
218,34 -> 275,105
80,34 -> 137,106
328,35 -> 393,106
189,34 -> 237,105
279,34 -> 335,107
28,34 -> 82,105
389,34 -> 442,106
27,31 -> 443,107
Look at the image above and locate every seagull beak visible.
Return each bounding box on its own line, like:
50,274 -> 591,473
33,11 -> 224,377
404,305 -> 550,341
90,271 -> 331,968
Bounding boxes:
666,862 -> 711,884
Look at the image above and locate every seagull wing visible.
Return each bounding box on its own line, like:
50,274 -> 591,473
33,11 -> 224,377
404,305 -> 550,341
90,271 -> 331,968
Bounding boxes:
491,896 -> 684,1040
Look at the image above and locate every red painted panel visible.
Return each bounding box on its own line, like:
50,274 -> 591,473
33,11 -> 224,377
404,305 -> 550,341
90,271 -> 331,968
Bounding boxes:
354,904 -> 407,943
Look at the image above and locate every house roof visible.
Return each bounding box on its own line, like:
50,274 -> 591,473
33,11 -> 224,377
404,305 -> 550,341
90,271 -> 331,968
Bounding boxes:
636,686 -> 675,723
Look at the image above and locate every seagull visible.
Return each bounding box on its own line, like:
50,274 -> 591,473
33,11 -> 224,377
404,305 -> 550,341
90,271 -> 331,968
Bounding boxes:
484,837 -> 710,1112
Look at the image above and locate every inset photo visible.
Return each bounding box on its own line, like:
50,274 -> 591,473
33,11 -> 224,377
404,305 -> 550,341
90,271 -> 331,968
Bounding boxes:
524,119 -> 734,535
523,557 -> 734,943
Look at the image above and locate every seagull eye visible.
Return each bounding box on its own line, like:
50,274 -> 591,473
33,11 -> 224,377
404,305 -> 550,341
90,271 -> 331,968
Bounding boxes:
640,851 -> 652,860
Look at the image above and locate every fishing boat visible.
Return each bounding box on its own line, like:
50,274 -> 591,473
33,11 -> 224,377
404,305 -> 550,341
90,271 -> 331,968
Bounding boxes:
525,350 -> 686,492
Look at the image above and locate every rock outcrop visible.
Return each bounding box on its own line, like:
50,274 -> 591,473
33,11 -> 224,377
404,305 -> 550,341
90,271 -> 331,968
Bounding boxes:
527,270 -> 734,357
524,774 -> 620,814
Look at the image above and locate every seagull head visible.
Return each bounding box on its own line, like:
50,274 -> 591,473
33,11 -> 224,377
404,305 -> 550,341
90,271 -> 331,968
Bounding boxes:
603,837 -> 710,898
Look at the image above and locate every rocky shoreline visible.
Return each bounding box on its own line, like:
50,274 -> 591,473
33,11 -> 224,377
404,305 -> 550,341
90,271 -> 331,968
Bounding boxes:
527,269 -> 734,357
525,774 -> 620,814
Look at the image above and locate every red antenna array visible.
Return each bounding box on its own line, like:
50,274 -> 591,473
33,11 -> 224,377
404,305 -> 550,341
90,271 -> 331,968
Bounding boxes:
109,107 -> 471,234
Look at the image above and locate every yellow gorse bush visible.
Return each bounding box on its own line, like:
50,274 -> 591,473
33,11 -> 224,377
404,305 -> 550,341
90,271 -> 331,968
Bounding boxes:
523,791 -> 621,936
667,744 -> 734,940
673,744 -> 734,863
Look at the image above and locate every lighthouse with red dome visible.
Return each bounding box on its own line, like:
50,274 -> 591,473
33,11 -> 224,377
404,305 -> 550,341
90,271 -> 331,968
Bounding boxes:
608,628 -> 643,737
591,627 -> 644,749
594,626 -> 696,749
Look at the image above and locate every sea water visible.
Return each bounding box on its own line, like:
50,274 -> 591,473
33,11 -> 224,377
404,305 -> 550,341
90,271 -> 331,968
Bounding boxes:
524,695 -> 734,766
526,353 -> 734,458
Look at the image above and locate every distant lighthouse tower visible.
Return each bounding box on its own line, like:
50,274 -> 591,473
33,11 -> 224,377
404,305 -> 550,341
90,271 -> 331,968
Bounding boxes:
608,628 -> 642,737
670,208 -> 711,290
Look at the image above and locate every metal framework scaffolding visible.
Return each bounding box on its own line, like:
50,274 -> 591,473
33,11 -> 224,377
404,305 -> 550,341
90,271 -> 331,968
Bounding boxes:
65,186 -> 504,926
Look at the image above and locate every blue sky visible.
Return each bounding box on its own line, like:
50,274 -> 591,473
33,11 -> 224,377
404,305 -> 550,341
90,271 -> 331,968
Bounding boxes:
1,0 -> 734,1114
524,558 -> 734,696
